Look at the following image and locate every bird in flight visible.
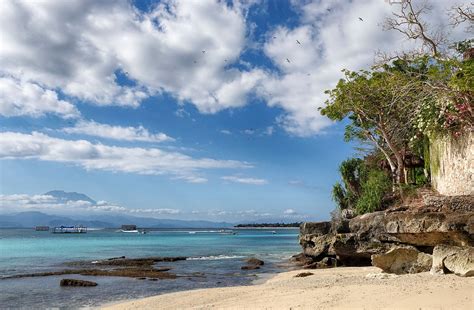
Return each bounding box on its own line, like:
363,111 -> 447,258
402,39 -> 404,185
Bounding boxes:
286,58 -> 291,63
296,40 -> 301,45
326,8 -> 331,12
358,17 -> 364,21
273,36 -> 277,39
202,50 -> 206,54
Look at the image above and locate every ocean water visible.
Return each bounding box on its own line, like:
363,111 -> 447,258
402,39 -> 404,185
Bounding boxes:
0,228 -> 300,309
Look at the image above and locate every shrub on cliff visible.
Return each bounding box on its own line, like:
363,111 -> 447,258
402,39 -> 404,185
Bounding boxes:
332,157 -> 392,215
355,169 -> 392,214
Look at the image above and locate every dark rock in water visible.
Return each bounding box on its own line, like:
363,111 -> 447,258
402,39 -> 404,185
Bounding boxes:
137,277 -> 147,280
241,265 -> 260,270
294,272 -> 313,278
371,246 -> 432,274
245,258 -> 264,266
94,256 -> 187,267
60,279 -> 97,287
431,245 -> 474,277
4,267 -> 176,280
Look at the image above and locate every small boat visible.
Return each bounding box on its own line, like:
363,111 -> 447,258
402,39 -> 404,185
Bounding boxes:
35,226 -> 50,231
218,230 -> 237,235
52,225 -> 87,234
120,224 -> 138,233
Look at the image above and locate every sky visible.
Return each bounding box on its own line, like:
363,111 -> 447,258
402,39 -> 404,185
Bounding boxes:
0,0 -> 467,222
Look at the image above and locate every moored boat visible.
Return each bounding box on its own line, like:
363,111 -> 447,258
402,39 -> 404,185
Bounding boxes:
52,225 -> 87,234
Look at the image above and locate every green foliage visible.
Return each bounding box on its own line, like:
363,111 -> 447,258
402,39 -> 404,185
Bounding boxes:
355,169 -> 392,214
331,157 -> 392,214
339,158 -> 364,196
332,182 -> 348,210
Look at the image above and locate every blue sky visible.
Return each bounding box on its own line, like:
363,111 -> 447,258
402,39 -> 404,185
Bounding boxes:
0,0 -> 461,222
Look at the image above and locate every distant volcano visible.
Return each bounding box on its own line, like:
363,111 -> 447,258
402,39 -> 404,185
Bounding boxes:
44,190 -> 97,204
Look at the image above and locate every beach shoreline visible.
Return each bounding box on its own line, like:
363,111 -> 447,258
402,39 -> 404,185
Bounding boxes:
100,267 -> 474,309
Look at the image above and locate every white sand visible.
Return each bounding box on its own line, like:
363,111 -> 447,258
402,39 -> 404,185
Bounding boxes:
102,267 -> 474,310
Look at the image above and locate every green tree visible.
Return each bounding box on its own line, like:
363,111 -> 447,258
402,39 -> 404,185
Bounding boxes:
321,67 -> 427,189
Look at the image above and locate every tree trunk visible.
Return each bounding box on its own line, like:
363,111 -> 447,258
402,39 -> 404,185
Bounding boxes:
379,127 -> 405,196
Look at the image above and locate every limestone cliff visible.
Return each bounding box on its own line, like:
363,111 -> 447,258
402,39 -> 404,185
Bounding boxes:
298,191 -> 473,274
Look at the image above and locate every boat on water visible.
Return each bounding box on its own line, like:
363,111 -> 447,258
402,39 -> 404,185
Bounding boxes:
52,225 -> 87,234
218,229 -> 237,235
119,224 -> 145,233
35,226 -> 50,231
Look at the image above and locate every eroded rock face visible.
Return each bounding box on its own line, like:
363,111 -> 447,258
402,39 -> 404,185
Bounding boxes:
371,246 -> 432,274
431,245 -> 474,277
349,211 -> 473,247
332,234 -> 393,266
299,192 -> 473,275
299,233 -> 335,258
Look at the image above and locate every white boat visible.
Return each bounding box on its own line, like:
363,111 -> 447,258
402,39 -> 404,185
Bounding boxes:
120,229 -> 139,233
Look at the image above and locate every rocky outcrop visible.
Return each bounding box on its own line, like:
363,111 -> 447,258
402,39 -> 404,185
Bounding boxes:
431,245 -> 474,277
371,246 -> 432,274
241,258 -> 264,270
299,191 -> 473,275
294,272 -> 313,278
60,279 -> 97,287
245,258 -> 264,266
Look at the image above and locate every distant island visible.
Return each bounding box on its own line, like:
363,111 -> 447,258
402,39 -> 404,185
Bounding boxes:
234,222 -> 302,228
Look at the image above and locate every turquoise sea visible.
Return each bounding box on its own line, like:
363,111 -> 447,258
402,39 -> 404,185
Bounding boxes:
0,228 -> 300,309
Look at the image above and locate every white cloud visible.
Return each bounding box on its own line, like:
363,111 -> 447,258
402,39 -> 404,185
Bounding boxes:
0,76 -> 80,119
195,209 -> 272,218
221,175 -> 268,185
258,0 -> 465,136
0,0 -> 463,136
220,129 -> 232,135
0,193 -> 180,216
0,131 -> 251,182
127,208 -> 181,215
0,0 -> 262,115
283,208 -> 297,215
263,126 -> 274,136
62,120 -> 173,143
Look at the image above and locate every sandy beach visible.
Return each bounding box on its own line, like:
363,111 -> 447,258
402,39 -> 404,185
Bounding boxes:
102,267 -> 474,310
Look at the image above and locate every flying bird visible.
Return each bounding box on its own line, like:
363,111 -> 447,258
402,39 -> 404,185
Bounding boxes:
358,17 -> 364,21
273,36 -> 277,39
202,50 -> 206,54
326,8 -> 331,12
296,40 -> 301,45
286,58 -> 291,63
